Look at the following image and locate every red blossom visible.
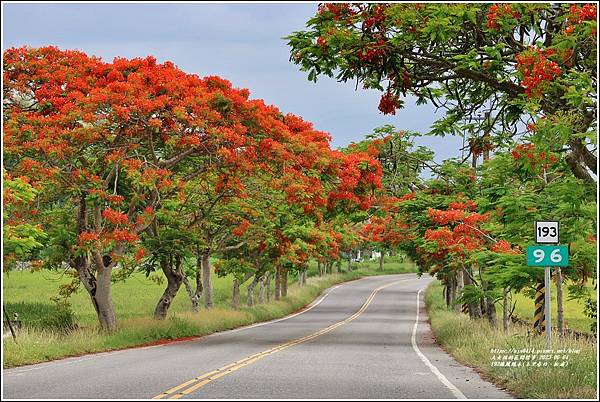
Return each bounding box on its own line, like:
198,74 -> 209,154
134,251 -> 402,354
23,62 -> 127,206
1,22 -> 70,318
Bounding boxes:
102,207 -> 129,225
515,48 -> 562,97
232,219 -> 251,237
109,229 -> 138,243
510,143 -> 559,171
568,4 -> 597,24
378,91 -> 401,115
134,247 -> 146,261
487,4 -> 521,30
78,231 -> 99,245
491,240 -> 517,254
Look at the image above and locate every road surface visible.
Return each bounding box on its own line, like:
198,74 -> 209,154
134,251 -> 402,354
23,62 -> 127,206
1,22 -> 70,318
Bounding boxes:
3,274 -> 510,399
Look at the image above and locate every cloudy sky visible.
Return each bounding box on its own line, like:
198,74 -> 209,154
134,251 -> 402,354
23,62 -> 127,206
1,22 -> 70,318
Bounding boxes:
2,2 -> 462,161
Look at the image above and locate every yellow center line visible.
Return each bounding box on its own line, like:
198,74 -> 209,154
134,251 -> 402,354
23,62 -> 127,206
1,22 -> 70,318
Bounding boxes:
153,278 -> 410,399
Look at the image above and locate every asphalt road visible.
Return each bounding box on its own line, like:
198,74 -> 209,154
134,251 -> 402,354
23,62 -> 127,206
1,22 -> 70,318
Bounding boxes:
3,273 -> 510,399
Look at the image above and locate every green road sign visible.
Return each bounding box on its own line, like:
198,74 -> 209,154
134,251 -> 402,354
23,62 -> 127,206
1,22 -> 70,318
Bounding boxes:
527,245 -> 569,267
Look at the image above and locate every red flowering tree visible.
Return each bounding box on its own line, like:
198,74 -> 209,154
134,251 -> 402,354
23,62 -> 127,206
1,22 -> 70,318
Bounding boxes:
2,47 -> 293,329
287,3 -> 597,183
361,195 -> 412,271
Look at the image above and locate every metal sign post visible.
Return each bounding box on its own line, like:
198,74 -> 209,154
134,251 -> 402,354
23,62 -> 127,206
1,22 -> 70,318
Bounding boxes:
544,266 -> 552,347
527,221 -> 565,348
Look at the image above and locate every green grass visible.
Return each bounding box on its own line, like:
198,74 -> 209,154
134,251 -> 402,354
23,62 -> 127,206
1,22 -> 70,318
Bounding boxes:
425,281 -> 597,399
510,282 -> 596,333
4,269 -> 245,326
3,259 -> 417,368
3,302 -> 76,331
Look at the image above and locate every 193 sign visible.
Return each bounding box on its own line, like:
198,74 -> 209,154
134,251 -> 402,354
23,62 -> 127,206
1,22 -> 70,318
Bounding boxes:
534,221 -> 559,244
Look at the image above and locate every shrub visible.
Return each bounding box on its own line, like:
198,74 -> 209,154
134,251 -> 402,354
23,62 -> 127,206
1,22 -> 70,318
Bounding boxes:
4,302 -> 77,332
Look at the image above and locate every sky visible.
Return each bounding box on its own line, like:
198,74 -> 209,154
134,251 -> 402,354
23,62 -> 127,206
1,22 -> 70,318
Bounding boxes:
2,2 -> 463,162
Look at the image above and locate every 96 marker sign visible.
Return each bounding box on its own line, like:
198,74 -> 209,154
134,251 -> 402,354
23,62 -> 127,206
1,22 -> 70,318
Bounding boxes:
527,245 -> 569,267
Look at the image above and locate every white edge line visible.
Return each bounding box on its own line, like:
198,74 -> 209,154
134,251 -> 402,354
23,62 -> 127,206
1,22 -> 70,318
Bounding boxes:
411,288 -> 467,400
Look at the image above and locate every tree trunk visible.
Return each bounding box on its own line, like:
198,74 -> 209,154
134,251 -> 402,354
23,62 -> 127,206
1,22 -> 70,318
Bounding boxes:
455,268 -> 464,312
195,265 -> 202,300
317,261 -> 322,276
183,254 -> 202,312
565,151 -> 595,184
480,264 -> 497,327
335,260 -> 341,273
281,269 -> 288,297
450,275 -> 457,309
379,252 -> 384,271
566,137 -> 597,183
556,267 -> 564,335
485,296 -> 497,327
266,272 -> 271,302
75,256 -> 101,323
74,195 -> 117,331
298,270 -> 307,286
445,278 -> 452,308
154,257 -> 184,320
232,272 -> 254,309
201,253 -> 213,309
274,267 -> 281,300
231,278 -> 241,310
182,275 -> 199,312
247,275 -> 260,307
456,268 -> 465,291
347,256 -> 352,272
481,298 -> 488,319
94,265 -> 117,331
463,266 -> 482,319
503,287 -> 510,332
194,254 -> 203,304
259,276 -> 266,304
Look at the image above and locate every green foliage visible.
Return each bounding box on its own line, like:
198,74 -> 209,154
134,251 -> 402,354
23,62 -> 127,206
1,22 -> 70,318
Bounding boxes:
3,224 -> 47,257
583,296 -> 597,334
3,174 -> 47,262
288,2 -> 597,182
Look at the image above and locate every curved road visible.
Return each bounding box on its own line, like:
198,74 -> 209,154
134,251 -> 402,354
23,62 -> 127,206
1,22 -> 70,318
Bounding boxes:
3,274 -> 510,399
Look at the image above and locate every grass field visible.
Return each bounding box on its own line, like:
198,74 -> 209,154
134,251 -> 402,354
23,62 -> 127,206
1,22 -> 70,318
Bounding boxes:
510,282 -> 596,334
3,256 -> 413,325
3,256 -> 416,368
425,281 -> 597,399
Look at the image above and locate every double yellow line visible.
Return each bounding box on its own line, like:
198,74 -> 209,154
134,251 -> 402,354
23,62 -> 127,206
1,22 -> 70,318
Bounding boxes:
153,278 -> 409,399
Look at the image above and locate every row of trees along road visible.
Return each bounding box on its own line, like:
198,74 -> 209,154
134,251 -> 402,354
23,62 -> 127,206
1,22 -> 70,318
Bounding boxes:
3,3 -> 597,334
3,47 -> 382,331
287,3 -> 597,332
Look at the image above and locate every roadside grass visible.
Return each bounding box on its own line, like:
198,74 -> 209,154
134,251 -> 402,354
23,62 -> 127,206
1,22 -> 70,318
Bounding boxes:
3,259 -> 416,368
425,281 -> 597,399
